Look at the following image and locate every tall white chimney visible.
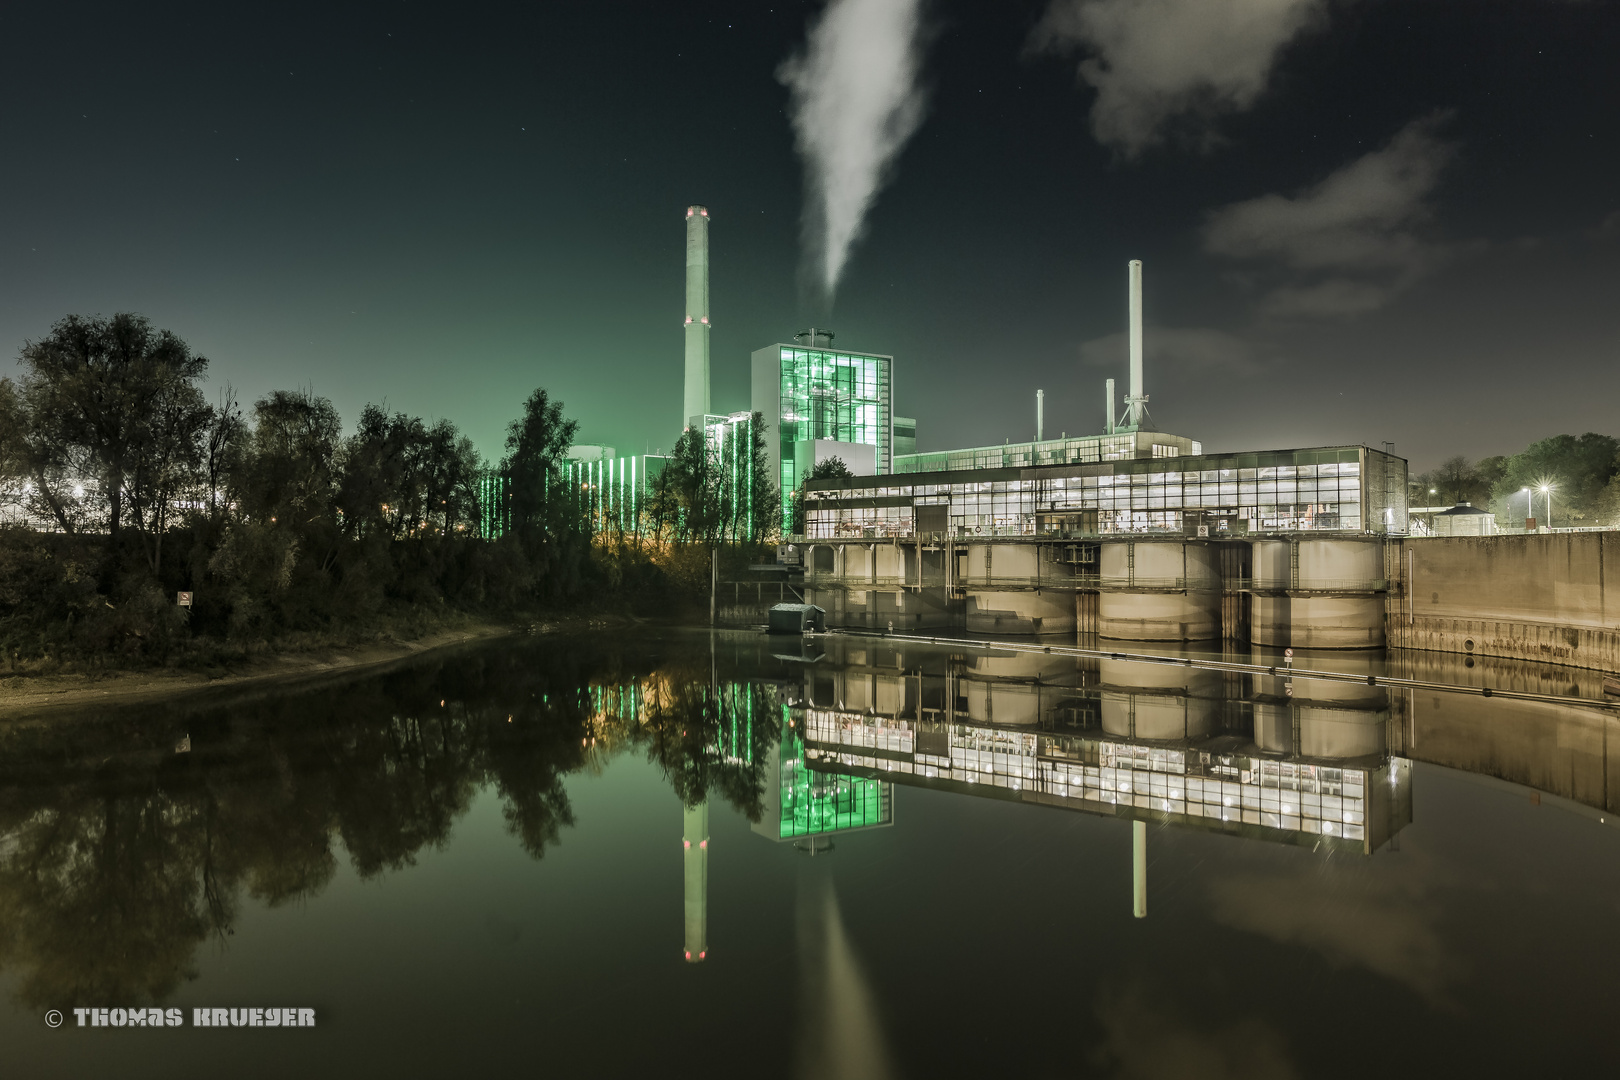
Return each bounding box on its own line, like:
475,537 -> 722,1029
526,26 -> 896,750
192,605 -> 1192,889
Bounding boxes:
1036,389 -> 1044,442
683,206 -> 711,430
1126,259 -> 1147,429
1106,378 -> 1115,435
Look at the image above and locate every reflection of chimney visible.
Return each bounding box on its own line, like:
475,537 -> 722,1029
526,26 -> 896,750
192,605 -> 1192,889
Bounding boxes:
1125,259 -> 1147,429
682,801 -> 709,962
684,206 -> 711,430
1132,819 -> 1147,919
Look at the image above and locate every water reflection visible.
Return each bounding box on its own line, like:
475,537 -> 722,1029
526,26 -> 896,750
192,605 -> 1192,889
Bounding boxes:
0,637 -> 787,1009
791,638 -> 1411,856
1,627 -> 1616,1034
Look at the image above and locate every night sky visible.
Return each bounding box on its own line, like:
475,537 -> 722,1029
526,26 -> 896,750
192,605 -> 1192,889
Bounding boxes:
2,1 -> 1616,470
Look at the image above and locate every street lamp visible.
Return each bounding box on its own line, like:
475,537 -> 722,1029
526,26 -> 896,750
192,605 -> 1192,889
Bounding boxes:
1538,482 -> 1556,530
1521,486 -> 1531,529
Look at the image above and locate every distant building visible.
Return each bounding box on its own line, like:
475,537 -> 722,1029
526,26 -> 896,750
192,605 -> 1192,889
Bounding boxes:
1431,502 -> 1496,537
892,416 -> 917,457
565,454 -> 669,537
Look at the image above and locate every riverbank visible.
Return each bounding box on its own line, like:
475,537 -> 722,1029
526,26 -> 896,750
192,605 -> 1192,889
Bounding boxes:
0,617 -> 611,717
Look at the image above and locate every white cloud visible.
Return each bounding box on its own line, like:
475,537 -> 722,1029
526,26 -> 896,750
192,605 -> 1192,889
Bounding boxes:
1033,0 -> 1325,156
1203,113 -> 1457,317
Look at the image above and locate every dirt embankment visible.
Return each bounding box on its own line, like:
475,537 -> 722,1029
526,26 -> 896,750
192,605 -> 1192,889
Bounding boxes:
0,623 -> 522,716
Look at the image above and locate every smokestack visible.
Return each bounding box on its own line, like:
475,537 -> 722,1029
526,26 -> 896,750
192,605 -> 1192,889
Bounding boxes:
1036,389 -> 1044,442
1106,378 -> 1115,435
683,206 -> 711,430
1126,259 -> 1147,429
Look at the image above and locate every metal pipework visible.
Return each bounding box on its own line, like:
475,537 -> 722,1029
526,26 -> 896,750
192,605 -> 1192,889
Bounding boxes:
1126,259 -> 1148,429
684,206 -> 711,430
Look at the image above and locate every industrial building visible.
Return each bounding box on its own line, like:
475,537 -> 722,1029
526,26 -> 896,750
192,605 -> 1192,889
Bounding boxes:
751,329 -> 895,533
803,444 -> 1407,539
563,448 -> 669,538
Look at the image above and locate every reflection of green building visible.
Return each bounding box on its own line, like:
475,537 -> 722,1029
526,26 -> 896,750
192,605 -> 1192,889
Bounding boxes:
752,337 -> 894,534
751,713 -> 893,842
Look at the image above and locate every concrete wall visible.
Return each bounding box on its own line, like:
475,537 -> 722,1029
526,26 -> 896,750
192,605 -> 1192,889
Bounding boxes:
1390,533 -> 1620,672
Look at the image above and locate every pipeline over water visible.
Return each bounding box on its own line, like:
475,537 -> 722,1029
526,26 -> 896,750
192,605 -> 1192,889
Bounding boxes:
811,631 -> 1620,714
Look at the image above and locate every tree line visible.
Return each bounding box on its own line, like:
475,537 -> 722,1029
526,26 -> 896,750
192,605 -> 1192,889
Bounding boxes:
0,313 -> 780,669
1410,432 -> 1620,528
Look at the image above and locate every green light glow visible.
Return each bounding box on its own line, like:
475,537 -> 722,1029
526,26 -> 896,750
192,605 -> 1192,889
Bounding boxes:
776,716 -> 888,839
776,345 -> 892,532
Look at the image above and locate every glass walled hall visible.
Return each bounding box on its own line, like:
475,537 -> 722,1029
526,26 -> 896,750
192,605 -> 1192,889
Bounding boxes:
801,445 -> 1409,539
752,343 -> 894,533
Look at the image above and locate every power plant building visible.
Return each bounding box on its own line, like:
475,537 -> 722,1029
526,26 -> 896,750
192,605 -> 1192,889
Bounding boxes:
751,334 -> 894,533
802,444 -> 1408,539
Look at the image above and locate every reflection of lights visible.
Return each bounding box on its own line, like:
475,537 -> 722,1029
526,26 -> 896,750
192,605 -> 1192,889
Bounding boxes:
1323,822 -> 1334,834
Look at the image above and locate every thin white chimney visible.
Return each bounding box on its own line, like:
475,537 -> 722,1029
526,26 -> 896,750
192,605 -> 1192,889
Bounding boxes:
683,206 -> 711,430
1036,389 -> 1044,442
1126,259 -> 1147,429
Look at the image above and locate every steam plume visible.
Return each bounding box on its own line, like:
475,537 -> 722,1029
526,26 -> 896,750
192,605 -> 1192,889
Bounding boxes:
780,0 -> 929,304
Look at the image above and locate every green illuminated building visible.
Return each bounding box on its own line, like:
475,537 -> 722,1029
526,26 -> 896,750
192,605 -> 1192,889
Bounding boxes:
752,334 -> 894,534
751,709 -> 893,842
564,452 -> 668,537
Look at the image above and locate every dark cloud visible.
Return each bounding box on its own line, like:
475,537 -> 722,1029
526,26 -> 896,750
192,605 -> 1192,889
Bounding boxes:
1203,113 -> 1458,318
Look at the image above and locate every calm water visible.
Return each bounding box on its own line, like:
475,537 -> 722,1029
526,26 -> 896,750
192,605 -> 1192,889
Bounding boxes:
2,628 -> 1617,1078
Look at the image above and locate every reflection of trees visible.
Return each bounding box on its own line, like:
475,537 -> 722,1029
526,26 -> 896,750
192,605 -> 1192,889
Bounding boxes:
640,671 -> 783,820
0,633 -> 786,1011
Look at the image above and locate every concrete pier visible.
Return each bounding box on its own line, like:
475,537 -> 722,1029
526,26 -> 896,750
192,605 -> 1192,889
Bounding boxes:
1097,540 -> 1221,641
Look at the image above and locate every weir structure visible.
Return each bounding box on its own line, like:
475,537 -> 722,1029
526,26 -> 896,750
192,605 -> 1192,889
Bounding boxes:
793,443 -> 1409,650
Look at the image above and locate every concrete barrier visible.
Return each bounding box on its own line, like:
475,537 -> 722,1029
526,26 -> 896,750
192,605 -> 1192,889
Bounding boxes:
1390,532 -> 1620,673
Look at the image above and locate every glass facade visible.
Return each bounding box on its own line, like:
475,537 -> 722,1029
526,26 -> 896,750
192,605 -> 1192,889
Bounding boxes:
775,720 -> 892,839
756,344 -> 893,532
897,431 -> 1200,474
801,707 -> 1403,849
802,445 -> 1408,539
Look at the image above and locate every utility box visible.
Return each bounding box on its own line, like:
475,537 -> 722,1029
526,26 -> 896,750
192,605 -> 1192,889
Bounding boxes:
767,603 -> 826,635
